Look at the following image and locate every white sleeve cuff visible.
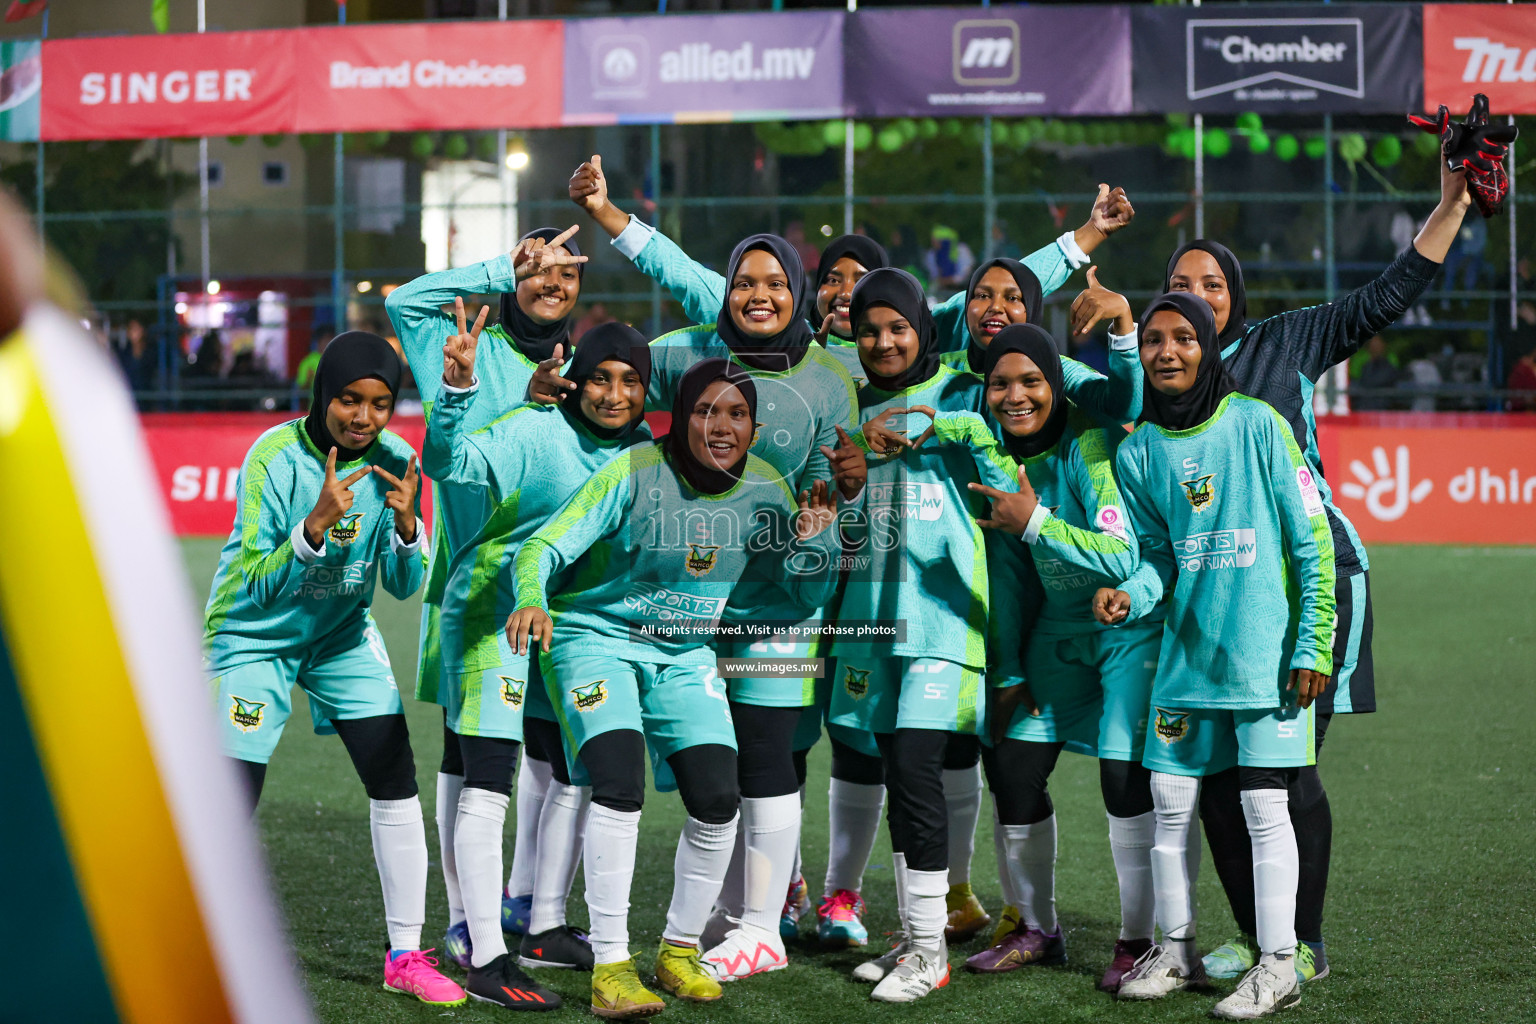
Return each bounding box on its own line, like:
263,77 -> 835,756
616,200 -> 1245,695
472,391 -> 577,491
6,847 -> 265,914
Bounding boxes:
1022,503 -> 1051,544
439,376 -> 479,394
489,252 -> 517,291
292,521 -> 325,562
612,215 -> 655,261
391,518 -> 426,556
1108,323 -> 1138,351
1057,231 -> 1090,268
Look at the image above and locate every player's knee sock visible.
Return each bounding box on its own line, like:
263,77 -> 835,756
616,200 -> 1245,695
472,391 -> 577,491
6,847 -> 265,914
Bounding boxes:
585,803 -> 641,965
1001,815 -> 1059,934
455,787 -> 511,967
506,753 -> 552,899
1242,788 -> 1298,961
906,868 -> 949,954
435,772 -> 466,927
1291,766 -> 1331,944
370,796 -> 428,953
992,809 -> 1020,912
737,794 -> 801,937
1107,811 -> 1156,941
824,778 -> 884,895
943,764 -> 982,887
528,781 -> 589,935
1149,772 -> 1200,965
715,829 -> 747,918
1199,767 -> 1256,936
790,783 -> 806,886
891,851 -> 910,933
664,814 -> 740,947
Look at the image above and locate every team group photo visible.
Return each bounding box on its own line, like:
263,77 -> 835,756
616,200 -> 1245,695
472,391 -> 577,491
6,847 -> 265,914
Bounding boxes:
0,3 -> 1531,1024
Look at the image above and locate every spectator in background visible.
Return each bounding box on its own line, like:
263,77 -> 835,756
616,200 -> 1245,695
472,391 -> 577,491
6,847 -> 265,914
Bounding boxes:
984,219 -> 1023,262
784,221 -> 820,287
923,224 -> 974,295
1506,301 -> 1536,411
572,301 -> 615,346
295,325 -> 334,390
1068,328 -> 1110,375
116,318 -> 155,394
186,329 -> 224,379
1352,335 -> 1400,411
887,223 -> 923,278
1440,216 -> 1487,310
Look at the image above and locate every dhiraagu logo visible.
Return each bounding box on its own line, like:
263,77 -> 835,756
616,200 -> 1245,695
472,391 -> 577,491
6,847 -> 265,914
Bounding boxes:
1175,529 -> 1257,571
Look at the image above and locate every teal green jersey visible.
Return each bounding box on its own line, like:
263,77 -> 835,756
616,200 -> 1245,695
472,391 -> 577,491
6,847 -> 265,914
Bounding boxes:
929,410 -> 1143,638
513,445 -> 840,665
422,384 -> 651,677
203,421 -> 427,670
837,365 -> 997,669
384,256 -> 546,614
1114,394 -> 1336,709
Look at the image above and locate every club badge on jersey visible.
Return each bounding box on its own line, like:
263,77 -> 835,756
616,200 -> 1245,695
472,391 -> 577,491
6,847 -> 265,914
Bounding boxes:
572,680 -> 609,712
230,695 -> 266,733
1181,474 -> 1217,512
1154,708 -> 1190,744
499,676 -> 525,708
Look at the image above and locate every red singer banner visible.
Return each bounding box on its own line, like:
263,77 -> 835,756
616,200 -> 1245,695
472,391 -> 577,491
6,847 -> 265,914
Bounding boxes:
1423,4 -> 1536,114
1318,415 -> 1536,546
291,20 -> 564,133
144,413 -> 427,537
41,30 -> 297,141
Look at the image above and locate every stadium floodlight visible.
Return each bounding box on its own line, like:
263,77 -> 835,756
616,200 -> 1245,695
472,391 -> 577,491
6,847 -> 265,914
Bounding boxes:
207,279 -> 221,295
505,136 -> 530,172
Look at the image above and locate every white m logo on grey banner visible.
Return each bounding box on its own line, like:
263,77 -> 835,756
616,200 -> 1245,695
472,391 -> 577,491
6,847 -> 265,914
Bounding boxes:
953,20 -> 1020,85
961,37 -> 1013,69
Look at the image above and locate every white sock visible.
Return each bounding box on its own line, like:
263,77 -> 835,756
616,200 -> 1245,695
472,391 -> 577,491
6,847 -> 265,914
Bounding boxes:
507,754 -> 553,899
664,814 -> 740,946
944,765 -> 983,886
528,781 -> 590,935
1242,788 -> 1298,960
370,796 -> 427,953
585,803 -> 641,965
455,787 -> 511,968
436,772 -> 466,927
992,810 -> 1020,911
1149,772 -> 1201,965
1002,816 -> 1059,934
891,851 -> 910,932
1107,811 -> 1156,941
824,779 -> 884,895
906,868 -> 949,953
739,795 -> 802,936
789,783 -> 806,886
715,829 -> 747,919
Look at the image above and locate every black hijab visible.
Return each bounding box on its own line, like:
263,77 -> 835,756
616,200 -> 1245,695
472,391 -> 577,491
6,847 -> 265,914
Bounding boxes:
983,323 -> 1068,460
500,226 -> 584,364
715,234 -> 814,372
303,330 -> 402,460
812,234 -> 888,340
559,321 -> 652,442
1162,240 -> 1247,349
848,267 -> 940,393
665,358 -> 759,496
1137,292 -> 1240,431
964,258 -> 1045,374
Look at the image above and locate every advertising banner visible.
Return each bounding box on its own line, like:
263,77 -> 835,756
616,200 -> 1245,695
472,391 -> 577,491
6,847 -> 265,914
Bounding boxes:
291,20 -> 564,133
40,29 -> 297,141
1423,4 -> 1536,115
844,6 -> 1131,118
0,39 -> 40,141
1318,416 -> 1536,546
1131,3 -> 1421,113
562,11 -> 843,124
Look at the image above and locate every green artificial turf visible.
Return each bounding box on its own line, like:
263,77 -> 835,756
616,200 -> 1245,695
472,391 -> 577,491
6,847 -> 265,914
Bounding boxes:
180,540 -> 1535,1022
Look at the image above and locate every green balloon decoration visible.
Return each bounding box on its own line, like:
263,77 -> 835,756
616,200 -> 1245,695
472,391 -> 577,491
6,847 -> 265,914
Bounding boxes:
1064,122 -> 1088,146
1304,136 -> 1327,160
1338,132 -> 1367,164
1043,119 -> 1066,143
1372,135 -> 1403,168
941,118 -> 964,138
367,131 -> 390,150
261,134 -> 285,148
992,119 -> 1009,144
442,133 -> 470,159
1235,112 -> 1263,135
823,119 -> 847,147
477,133 -> 499,161
1176,130 -> 1197,160
1273,133 -> 1298,161
227,135 -> 247,146
1413,130 -> 1441,158
877,126 -> 904,153
1010,121 -> 1033,149
853,121 -> 874,151
1248,131 -> 1271,155
918,118 -> 939,140
410,132 -> 435,160
895,118 -> 919,143
1205,128 -> 1231,158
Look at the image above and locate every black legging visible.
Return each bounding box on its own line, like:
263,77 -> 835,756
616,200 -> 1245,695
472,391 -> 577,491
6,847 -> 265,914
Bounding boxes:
731,701 -> 802,799
238,712 -> 419,812
875,729 -> 949,873
457,734 -> 520,795
984,740 -> 1153,825
578,729 -> 739,824
524,716 -> 573,787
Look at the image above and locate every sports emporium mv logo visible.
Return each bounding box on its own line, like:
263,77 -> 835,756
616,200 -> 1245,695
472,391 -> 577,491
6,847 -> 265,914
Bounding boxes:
953,20 -> 1019,87
1187,18 -> 1364,100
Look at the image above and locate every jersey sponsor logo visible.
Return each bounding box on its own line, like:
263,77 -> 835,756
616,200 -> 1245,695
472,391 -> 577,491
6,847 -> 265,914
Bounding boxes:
298,562 -> 370,600
869,481 -> 946,522
685,543 -> 721,578
1185,18 -> 1364,101
329,511 -> 365,545
1035,557 -> 1095,593
1095,503 -> 1129,540
843,665 -> 870,700
1180,473 -> 1217,513
499,676 -> 525,709
623,586 -> 727,623
1153,708 -> 1189,744
1295,466 -> 1326,517
1175,529 -> 1257,571
229,695 -> 266,733
571,680 -> 609,712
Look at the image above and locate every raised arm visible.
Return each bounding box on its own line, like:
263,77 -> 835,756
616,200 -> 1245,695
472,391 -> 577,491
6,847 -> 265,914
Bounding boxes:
570,154 -> 727,326
512,455 -> 634,614
422,298 -> 495,487
385,256 -> 517,407
1025,429 -> 1138,583
231,453 -> 309,610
